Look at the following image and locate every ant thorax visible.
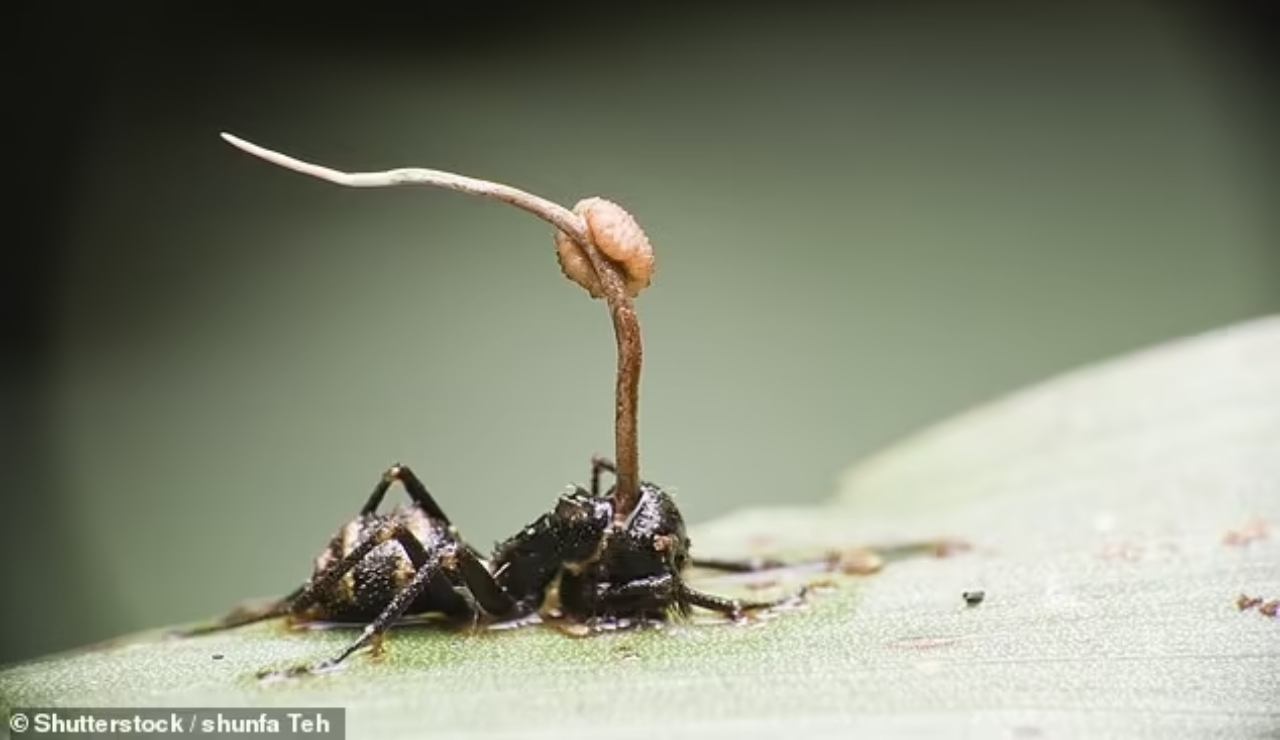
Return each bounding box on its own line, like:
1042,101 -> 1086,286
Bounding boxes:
490,488 -> 613,610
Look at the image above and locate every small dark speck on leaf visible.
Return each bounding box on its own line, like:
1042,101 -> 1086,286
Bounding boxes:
1236,594 -> 1278,619
963,591 -> 985,607
211,653 -> 224,660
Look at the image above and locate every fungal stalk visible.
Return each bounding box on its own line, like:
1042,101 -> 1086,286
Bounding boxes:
220,133 -> 653,519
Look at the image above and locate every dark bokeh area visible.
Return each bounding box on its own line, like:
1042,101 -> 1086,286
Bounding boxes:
6,3 -> 1277,664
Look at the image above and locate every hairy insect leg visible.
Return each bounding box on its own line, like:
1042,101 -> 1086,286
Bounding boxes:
315,547 -> 517,668
589,456 -> 616,497
316,553 -> 449,668
697,541 -> 962,578
176,585 -> 304,637
287,520 -> 433,617
562,573 -> 678,620
451,547 -> 519,618
690,556 -> 792,573
678,584 -> 795,620
360,463 -> 453,524
601,571 -> 675,604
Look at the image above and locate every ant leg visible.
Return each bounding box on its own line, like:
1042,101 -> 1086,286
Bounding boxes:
590,456 -> 616,497
317,552 -> 449,668
317,547 -> 518,668
605,573 -> 674,598
450,547 -> 519,618
577,576 -> 788,620
678,584 -> 793,620
690,556 -> 790,573
360,463 -> 452,524
288,520 -> 429,617
558,573 -> 675,621
176,584 -> 304,637
395,538 -> 521,619
695,541 -> 959,575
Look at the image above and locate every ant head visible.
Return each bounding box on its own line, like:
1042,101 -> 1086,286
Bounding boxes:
553,487 -> 614,564
631,481 -> 691,569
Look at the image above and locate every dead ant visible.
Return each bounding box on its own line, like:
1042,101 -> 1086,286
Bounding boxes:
184,457 -> 789,670
187,136 -> 803,672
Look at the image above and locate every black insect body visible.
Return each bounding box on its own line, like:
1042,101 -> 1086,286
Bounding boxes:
190,459 -> 787,669
298,498 -> 474,624
556,477 -> 750,620
487,485 -> 616,618
187,465 -> 511,665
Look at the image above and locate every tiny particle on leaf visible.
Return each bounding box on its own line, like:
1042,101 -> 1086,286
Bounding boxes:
211,653 -> 224,660
1222,517 -> 1269,547
1099,541 -> 1144,562
1236,594 -> 1263,611
831,547 -> 884,575
932,539 -> 973,558
612,644 -> 640,661
1260,601 -> 1279,618
804,578 -> 837,593
963,590 -> 985,607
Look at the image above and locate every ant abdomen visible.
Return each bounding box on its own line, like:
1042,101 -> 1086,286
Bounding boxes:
301,507 -> 472,623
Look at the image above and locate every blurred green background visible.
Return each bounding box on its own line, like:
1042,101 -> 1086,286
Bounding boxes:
6,3 -> 1276,664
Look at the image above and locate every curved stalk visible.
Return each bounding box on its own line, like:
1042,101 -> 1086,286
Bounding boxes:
220,133 -> 643,518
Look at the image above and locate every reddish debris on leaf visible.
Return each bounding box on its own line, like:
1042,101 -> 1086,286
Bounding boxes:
1099,541 -> 1145,562
935,539 -> 972,557
830,547 -> 885,575
1222,518 -> 1269,547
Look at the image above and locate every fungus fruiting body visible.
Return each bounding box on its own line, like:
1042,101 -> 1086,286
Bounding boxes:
220,133 -> 651,518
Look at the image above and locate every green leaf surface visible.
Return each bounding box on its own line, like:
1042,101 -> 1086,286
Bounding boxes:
4,318 -> 1278,738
